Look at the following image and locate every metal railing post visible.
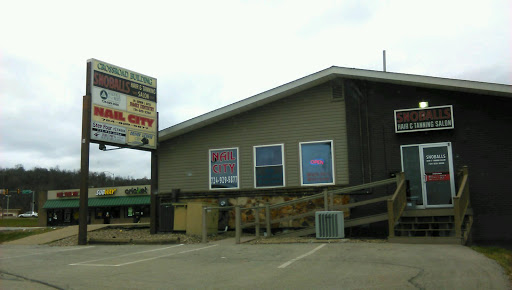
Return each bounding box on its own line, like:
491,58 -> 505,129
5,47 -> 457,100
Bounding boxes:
235,206 -> 241,244
202,207 -> 208,243
265,203 -> 271,238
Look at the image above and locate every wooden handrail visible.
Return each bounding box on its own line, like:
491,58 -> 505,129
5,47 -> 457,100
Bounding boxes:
202,176 -> 402,243
267,178 -> 396,209
453,166 -> 470,239
201,169 -> 472,244
387,173 -> 407,238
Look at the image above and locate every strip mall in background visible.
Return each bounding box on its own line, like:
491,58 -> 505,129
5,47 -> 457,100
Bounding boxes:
40,185 -> 151,226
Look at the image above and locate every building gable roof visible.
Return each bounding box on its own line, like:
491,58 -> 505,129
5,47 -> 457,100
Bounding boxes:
159,66 -> 512,142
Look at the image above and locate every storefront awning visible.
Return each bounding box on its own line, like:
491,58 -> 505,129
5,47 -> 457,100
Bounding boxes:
43,196 -> 150,209
43,199 -> 79,209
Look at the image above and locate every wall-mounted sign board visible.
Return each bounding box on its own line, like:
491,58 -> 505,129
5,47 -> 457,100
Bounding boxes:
394,105 -> 454,133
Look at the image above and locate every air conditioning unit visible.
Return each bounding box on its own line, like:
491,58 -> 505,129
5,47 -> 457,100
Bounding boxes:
315,211 -> 344,239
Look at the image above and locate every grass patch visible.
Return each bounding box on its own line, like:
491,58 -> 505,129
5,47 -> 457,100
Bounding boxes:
0,228 -> 53,244
472,246 -> 512,281
0,218 -> 38,227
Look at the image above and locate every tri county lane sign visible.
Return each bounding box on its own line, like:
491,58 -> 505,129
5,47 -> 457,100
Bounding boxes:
87,59 -> 157,150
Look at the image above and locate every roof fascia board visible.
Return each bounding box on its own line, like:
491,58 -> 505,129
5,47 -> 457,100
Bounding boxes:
159,67 -> 511,141
330,67 -> 511,97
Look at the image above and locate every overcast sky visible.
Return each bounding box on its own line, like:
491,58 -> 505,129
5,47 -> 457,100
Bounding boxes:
1,0 -> 510,180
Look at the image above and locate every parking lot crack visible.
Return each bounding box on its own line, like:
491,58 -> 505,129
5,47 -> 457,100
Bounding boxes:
407,267 -> 425,290
0,270 -> 65,290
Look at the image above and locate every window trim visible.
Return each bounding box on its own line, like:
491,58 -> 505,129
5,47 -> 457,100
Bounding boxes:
209,147 -> 240,190
299,140 -> 335,186
253,143 -> 285,189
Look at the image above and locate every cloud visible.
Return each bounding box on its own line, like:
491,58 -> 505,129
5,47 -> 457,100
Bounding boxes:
0,0 -> 510,180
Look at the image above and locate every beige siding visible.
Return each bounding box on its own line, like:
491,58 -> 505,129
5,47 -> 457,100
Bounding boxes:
159,82 -> 348,192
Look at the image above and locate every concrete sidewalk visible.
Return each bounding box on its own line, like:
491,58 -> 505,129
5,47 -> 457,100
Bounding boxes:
3,223 -> 254,246
3,224 -> 146,245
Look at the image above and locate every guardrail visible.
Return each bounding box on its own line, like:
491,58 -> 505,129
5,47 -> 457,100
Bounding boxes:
201,176 -> 399,244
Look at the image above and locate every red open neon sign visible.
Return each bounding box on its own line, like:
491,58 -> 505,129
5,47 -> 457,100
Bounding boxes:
310,159 -> 324,165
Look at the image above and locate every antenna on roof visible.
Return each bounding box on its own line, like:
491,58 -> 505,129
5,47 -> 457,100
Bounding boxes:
383,50 -> 387,72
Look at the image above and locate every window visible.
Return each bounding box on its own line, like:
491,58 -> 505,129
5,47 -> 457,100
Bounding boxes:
95,207 -> 120,219
209,147 -> 239,189
125,206 -> 149,218
254,144 -> 285,188
300,140 -> 335,186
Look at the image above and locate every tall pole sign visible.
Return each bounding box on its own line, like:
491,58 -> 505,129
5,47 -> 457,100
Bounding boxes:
88,59 -> 158,150
80,59 -> 158,244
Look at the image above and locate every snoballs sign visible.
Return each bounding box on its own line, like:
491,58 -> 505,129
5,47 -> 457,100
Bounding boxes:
394,105 -> 454,133
88,59 -> 157,150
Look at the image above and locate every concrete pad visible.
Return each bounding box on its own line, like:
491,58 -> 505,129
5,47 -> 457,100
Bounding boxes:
0,242 -> 509,289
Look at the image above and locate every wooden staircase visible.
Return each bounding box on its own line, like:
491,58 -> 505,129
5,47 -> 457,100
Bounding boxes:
274,208 -> 473,245
206,167 -> 473,245
388,208 -> 473,244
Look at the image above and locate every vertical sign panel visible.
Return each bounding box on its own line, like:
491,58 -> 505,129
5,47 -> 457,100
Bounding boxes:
209,148 -> 239,189
88,59 -> 157,150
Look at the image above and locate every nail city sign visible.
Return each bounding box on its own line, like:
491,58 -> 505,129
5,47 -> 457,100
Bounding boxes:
88,59 -> 157,149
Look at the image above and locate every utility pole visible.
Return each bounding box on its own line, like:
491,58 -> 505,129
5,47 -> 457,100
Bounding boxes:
6,195 -> 10,216
104,171 -> 115,186
31,191 -> 35,213
383,50 -> 387,72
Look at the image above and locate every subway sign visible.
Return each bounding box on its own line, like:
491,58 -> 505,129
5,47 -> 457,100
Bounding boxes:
394,105 -> 454,133
96,189 -> 117,196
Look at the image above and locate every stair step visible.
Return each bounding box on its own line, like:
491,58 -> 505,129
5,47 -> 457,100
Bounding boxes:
399,221 -> 454,225
395,229 -> 454,232
400,217 -> 454,222
389,236 -> 462,244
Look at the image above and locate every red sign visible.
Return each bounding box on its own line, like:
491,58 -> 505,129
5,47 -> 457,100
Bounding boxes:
426,173 -> 450,182
57,191 -> 79,198
93,106 -> 155,127
395,105 -> 454,133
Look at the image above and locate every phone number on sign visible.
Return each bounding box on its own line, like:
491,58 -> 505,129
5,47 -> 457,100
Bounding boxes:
211,176 -> 238,184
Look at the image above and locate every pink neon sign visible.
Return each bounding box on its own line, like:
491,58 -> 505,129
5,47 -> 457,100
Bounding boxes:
310,159 -> 324,165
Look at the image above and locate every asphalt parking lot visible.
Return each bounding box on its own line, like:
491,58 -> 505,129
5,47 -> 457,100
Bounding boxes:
1,241 -> 509,289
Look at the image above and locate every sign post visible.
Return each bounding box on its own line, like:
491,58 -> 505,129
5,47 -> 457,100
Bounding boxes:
78,94 -> 91,245
80,59 -> 158,244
